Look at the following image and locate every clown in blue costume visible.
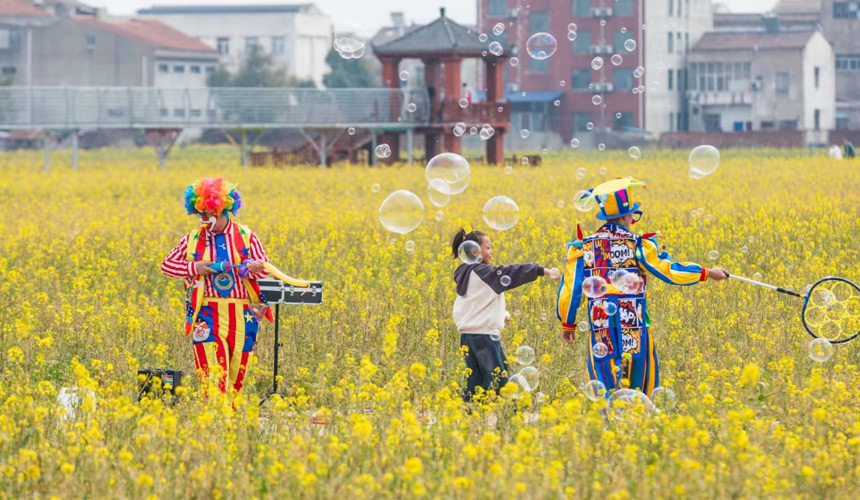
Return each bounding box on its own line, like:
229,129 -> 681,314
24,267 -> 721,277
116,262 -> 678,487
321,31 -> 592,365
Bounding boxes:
557,177 -> 728,397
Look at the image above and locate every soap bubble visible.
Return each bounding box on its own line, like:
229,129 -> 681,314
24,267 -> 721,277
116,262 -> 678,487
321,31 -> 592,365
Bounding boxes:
599,166 -> 608,175
540,312 -> 548,322
478,33 -> 488,42
559,80 -> 566,87
591,57 -> 604,70
603,301 -> 618,316
567,31 -> 577,41
517,366 -> 540,391
504,165 -> 513,175
573,189 -> 596,212
378,190 -> 424,234
404,240 -> 415,253
470,126 -> 478,135
616,112 -> 623,119
628,146 -> 641,159
576,167 -> 587,180
520,129 -> 530,139
510,57 -> 519,67
333,36 -> 366,59
500,275 -> 511,287
621,27 -> 627,33
457,240 -> 482,265
753,272 -> 763,281
535,392 -> 547,404
592,95 -> 603,106
459,98 -> 469,108
637,84 -> 646,93
610,388 -> 656,413
624,39 -> 637,52
651,387 -> 678,411
611,54 -> 623,66
583,380 -> 607,401
434,211 -> 444,221
482,196 -> 520,231
399,70 -> 409,81
689,145 -> 720,179
427,181 -> 451,208
557,200 -> 565,208
453,122 -> 466,137
707,250 -> 720,260
406,103 -> 417,113
526,32 -> 557,60
554,100 -> 561,107
568,23 -> 577,31
586,122 -> 594,131
489,329 -> 501,341
348,127 -> 356,135
493,22 -> 505,35
634,66 -> 645,78
521,157 -> 529,165
593,342 -> 609,359
425,153 -> 471,195
570,138 -> 581,148
609,269 -> 631,289
488,41 -> 503,56
808,338 -> 834,362
598,143 -> 606,151
516,345 -> 535,366
582,276 -> 608,298
479,125 -> 495,140
578,321 -> 589,332
741,245 -> 749,254
371,183 -> 381,193
375,144 -> 391,159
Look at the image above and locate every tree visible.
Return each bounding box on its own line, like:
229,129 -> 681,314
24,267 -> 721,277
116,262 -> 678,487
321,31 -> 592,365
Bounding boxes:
323,49 -> 380,88
207,45 -> 316,88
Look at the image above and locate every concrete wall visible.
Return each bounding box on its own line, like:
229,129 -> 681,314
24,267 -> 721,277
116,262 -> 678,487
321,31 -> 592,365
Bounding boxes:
0,24 -> 25,84
821,0 -> 860,101
140,9 -> 332,87
802,31 -> 835,132
660,130 -> 806,147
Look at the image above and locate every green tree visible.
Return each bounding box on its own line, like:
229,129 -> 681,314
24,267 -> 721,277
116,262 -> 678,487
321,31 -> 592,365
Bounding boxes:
207,45 -> 316,88
323,49 -> 380,88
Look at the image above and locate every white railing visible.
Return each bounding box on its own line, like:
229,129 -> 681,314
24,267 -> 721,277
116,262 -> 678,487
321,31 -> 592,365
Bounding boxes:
0,87 -> 431,129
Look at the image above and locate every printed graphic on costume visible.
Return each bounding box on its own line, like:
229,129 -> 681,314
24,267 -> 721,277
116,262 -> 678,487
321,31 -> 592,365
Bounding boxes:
592,328 -> 614,355
582,240 -> 595,268
618,299 -> 640,328
590,300 -> 610,329
192,322 -> 211,342
609,239 -> 637,268
621,328 -> 642,354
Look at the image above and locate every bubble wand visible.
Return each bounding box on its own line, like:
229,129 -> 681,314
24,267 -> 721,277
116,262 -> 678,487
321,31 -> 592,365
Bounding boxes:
726,273 -> 860,344
209,260 -> 311,288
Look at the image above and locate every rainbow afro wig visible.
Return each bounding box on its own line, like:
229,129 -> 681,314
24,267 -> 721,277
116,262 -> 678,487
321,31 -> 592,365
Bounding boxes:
183,177 -> 242,217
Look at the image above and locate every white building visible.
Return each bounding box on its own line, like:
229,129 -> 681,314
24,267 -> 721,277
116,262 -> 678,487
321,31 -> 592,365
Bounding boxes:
642,0 -> 714,134
686,27 -> 834,143
138,4 -> 332,87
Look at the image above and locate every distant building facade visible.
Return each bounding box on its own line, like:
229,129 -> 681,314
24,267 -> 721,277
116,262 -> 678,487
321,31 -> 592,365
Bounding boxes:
138,4 -> 332,87
686,27 -> 834,143
478,0 -> 712,143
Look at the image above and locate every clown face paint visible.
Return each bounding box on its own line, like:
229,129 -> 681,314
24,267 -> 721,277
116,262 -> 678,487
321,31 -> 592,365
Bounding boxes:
197,213 -> 216,229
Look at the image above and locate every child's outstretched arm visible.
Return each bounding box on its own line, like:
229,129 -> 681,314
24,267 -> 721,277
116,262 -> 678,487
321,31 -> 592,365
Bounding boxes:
473,263 -> 560,294
637,236 -> 727,284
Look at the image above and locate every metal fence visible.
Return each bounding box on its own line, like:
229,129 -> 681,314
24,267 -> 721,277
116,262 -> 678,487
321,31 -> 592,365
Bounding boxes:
0,87 -> 431,129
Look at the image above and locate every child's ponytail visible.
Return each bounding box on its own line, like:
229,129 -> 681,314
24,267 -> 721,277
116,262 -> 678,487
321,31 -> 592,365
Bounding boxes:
451,228 -> 486,259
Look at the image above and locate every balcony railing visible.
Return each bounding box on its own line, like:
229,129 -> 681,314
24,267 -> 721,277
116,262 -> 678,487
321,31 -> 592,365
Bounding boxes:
436,99 -> 510,126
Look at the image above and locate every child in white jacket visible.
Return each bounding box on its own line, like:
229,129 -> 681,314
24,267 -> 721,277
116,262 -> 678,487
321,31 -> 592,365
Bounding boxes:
451,228 -> 560,402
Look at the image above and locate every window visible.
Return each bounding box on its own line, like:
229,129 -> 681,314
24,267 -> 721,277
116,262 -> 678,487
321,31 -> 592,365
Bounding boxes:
776,72 -> 789,94
614,112 -> 634,130
814,109 -> 821,130
704,114 -> 721,132
489,0 -> 508,16
245,37 -> 258,53
836,54 -> 860,71
613,31 -> 633,53
85,35 -> 95,50
573,112 -> 592,132
685,33 -> 689,52
191,109 -> 202,118
158,64 -> 169,73
615,0 -> 633,16
1,66 -> 16,75
686,0 -> 690,17
689,61 -> 752,91
814,66 -> 820,88
837,116 -> 850,130
778,120 -> 798,130
669,112 -> 675,132
0,29 -> 22,50
216,37 -> 230,54
669,0 -> 674,16
529,12 -> 550,73
190,65 -> 201,74
668,69 -> 673,90
160,108 -> 169,117
572,68 -> 591,89
613,68 -> 634,91
107,109 -> 125,118
677,69 -> 684,91
760,121 -> 774,129
173,65 -> 185,73
573,0 -> 592,16
272,36 -> 285,55
678,0 -> 682,17
173,109 -> 185,118
667,33 -> 673,54
677,32 -> 682,53
573,31 -> 592,53
833,2 -> 860,19
206,66 -> 215,74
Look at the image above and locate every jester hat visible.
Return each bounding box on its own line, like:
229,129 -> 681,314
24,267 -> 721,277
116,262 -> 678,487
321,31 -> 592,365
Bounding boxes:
183,177 -> 242,217
580,177 -> 647,220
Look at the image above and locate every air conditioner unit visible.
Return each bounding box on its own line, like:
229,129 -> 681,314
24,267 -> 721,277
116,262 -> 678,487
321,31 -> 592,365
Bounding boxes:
591,7 -> 602,17
603,83 -> 614,92
602,8 -> 614,16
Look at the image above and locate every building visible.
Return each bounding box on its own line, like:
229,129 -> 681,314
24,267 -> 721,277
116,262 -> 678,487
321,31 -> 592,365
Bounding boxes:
0,0 -> 218,87
686,27 -> 834,144
478,0 -> 712,145
138,4 -> 331,87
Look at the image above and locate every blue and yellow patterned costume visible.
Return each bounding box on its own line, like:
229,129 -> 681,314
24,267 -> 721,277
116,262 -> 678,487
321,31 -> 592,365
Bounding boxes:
557,178 -> 710,397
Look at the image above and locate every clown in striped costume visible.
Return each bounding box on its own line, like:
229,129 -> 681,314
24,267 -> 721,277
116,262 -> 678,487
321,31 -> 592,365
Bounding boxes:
557,178 -> 728,397
161,178 -> 274,394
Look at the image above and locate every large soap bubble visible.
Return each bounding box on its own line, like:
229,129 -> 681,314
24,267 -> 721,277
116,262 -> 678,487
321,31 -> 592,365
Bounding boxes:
482,196 -> 520,231
515,345 -> 535,366
378,190 -> 424,234
689,145 -> 720,179
610,388 -> 656,413
457,240 -> 482,265
333,37 -> 366,59
427,180 -> 450,208
808,338 -> 834,362
515,366 -> 540,392
425,153 -> 471,195
583,380 -> 607,401
573,189 -> 596,212
526,32 -> 557,60
582,276 -> 608,298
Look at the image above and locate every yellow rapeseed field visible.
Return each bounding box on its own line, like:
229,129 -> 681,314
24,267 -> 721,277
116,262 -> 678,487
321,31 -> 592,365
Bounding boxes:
1,146 -> 859,499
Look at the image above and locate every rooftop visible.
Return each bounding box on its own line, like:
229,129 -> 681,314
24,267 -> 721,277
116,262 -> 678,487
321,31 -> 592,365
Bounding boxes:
773,0 -> 821,14
79,17 -> 217,52
0,0 -> 51,17
138,4 -> 317,15
373,7 -> 511,57
692,29 -> 817,51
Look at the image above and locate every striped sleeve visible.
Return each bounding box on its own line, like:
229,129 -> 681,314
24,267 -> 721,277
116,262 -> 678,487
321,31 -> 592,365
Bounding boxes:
161,234 -> 195,278
557,245 -> 585,331
636,237 -> 708,286
247,231 -> 270,280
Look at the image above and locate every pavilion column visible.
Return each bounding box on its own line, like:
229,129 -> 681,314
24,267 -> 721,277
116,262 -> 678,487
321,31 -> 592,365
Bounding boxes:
380,57 -> 400,88
485,58 -> 505,165
423,57 -> 442,123
442,56 -> 462,153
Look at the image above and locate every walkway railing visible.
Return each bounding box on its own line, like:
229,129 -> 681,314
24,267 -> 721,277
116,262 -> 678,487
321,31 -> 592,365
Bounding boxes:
0,87 -> 431,129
